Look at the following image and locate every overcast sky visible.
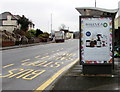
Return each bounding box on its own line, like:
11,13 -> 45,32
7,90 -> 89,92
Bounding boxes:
1,0 -> 120,33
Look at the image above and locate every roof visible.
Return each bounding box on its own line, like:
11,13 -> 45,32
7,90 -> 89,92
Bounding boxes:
75,7 -> 118,16
68,31 -> 73,33
0,12 -> 18,20
14,15 -> 21,19
0,12 -> 21,26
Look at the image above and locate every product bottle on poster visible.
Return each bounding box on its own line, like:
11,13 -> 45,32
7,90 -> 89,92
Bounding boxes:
97,35 -> 101,47
94,40 -> 97,46
90,39 -> 95,47
86,40 -> 90,47
91,33 -> 97,47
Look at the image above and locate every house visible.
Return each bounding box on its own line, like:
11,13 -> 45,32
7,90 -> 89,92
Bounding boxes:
0,12 -> 34,33
114,1 -> 120,45
115,16 -> 120,29
0,12 -> 20,32
115,1 -> 120,29
117,16 -> 120,28
114,16 -> 120,45
60,29 -> 69,39
66,31 -> 74,39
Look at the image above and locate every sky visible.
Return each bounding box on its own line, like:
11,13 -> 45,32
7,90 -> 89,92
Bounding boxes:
0,0 -> 120,33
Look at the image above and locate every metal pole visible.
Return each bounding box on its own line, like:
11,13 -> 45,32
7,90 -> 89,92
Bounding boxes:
95,0 -> 96,7
51,13 -> 52,38
51,13 -> 52,33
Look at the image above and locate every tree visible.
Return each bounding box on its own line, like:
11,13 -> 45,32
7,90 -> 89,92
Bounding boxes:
40,32 -> 49,38
36,29 -> 43,37
59,24 -> 66,31
25,31 -> 32,39
17,15 -> 32,32
28,29 -> 36,37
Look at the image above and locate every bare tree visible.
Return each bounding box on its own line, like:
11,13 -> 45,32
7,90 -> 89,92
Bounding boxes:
59,24 -> 66,30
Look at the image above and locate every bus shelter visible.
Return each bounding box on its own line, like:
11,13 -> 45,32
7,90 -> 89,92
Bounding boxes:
76,7 -> 118,74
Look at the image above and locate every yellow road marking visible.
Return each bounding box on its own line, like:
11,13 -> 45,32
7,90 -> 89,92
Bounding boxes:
8,69 -> 24,78
41,56 -> 49,59
3,64 -> 14,68
22,70 -> 46,80
55,57 -> 61,60
33,61 -> 48,66
60,57 -> 66,60
16,69 -> 34,79
21,59 -> 30,62
35,58 -> 79,91
70,54 -> 76,56
35,56 -> 41,59
43,62 -> 53,67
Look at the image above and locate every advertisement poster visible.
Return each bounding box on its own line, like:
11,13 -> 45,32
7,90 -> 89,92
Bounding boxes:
81,17 -> 113,64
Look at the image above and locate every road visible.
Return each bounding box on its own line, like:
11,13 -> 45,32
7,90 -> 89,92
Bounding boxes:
1,39 -> 79,91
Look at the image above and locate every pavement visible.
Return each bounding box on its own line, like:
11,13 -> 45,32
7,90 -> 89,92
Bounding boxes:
0,41 -> 52,50
50,58 -> 120,92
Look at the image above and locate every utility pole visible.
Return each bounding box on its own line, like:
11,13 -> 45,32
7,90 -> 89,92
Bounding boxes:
51,13 -> 52,34
95,0 -> 96,7
51,13 -> 53,39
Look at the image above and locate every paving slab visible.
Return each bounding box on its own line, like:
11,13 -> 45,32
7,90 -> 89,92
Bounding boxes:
50,58 -> 120,92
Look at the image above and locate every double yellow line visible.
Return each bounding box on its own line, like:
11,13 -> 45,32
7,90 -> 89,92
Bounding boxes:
35,58 -> 79,91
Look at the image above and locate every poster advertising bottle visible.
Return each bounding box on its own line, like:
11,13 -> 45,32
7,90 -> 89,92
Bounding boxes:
80,16 -> 113,64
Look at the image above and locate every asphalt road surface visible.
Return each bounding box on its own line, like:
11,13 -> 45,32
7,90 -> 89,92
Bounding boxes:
1,39 -> 79,91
